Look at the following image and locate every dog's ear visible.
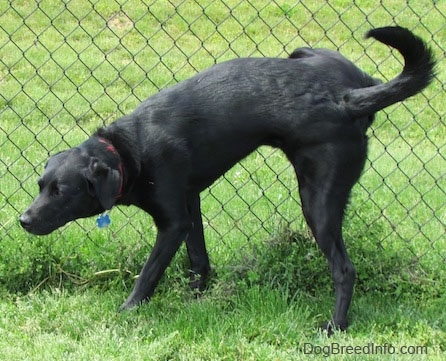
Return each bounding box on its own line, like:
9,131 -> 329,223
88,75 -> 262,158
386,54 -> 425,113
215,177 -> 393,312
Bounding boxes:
85,157 -> 120,210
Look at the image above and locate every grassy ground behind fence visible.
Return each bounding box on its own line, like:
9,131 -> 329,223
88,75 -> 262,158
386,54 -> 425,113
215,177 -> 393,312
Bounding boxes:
1,0 -> 445,359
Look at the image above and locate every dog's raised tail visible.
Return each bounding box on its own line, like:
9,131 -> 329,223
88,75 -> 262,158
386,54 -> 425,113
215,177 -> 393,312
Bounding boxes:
344,26 -> 435,119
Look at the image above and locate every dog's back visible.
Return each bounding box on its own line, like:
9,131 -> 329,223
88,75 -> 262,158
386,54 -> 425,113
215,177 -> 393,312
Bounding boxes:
131,27 -> 434,138
114,27 -> 434,190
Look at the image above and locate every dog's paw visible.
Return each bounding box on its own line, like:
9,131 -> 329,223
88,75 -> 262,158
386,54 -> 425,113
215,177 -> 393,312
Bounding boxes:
117,297 -> 144,313
189,273 -> 206,293
189,268 -> 216,295
320,320 -> 348,337
118,302 -> 135,313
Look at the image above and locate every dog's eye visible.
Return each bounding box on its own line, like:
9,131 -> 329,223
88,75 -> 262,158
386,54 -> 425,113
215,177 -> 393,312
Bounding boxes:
50,183 -> 62,197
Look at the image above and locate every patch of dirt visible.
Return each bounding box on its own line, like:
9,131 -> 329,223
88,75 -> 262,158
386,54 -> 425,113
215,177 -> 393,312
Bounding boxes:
107,12 -> 134,31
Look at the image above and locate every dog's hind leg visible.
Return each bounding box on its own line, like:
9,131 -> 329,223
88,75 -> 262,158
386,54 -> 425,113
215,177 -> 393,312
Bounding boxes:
289,141 -> 367,333
186,193 -> 211,292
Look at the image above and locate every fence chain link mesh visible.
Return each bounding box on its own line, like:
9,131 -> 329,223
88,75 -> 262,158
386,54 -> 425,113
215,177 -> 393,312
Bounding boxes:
1,1 -> 445,287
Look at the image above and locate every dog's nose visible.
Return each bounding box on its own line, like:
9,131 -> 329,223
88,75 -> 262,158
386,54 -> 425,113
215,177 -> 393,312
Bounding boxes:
19,213 -> 31,230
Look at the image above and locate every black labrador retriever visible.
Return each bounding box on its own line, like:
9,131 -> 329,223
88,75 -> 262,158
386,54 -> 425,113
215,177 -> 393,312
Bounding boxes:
20,27 -> 435,332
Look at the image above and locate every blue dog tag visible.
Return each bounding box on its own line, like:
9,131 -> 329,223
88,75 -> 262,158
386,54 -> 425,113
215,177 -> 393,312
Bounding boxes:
96,213 -> 111,228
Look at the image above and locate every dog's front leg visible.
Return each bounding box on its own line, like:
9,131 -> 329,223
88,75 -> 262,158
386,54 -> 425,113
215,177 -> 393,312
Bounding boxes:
118,160 -> 195,311
119,220 -> 191,311
186,193 -> 211,292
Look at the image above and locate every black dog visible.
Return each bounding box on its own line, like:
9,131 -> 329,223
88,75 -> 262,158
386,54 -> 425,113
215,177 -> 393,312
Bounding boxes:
20,27 -> 434,332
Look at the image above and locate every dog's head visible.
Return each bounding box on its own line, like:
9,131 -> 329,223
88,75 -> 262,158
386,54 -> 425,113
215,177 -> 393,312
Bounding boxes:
20,146 -> 122,235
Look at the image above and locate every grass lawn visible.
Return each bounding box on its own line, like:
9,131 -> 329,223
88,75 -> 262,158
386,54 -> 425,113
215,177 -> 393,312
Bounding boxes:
1,0 -> 445,359
0,286 -> 444,360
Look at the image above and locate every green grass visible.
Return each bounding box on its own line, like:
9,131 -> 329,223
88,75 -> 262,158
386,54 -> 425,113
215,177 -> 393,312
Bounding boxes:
1,0 -> 445,359
0,285 -> 444,360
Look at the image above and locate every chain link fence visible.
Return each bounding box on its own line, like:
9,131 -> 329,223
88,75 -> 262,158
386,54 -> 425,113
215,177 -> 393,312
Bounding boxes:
1,1 -> 445,290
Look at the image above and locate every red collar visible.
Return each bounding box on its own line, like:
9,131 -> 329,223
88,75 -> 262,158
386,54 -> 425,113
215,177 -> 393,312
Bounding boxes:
98,138 -> 124,199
